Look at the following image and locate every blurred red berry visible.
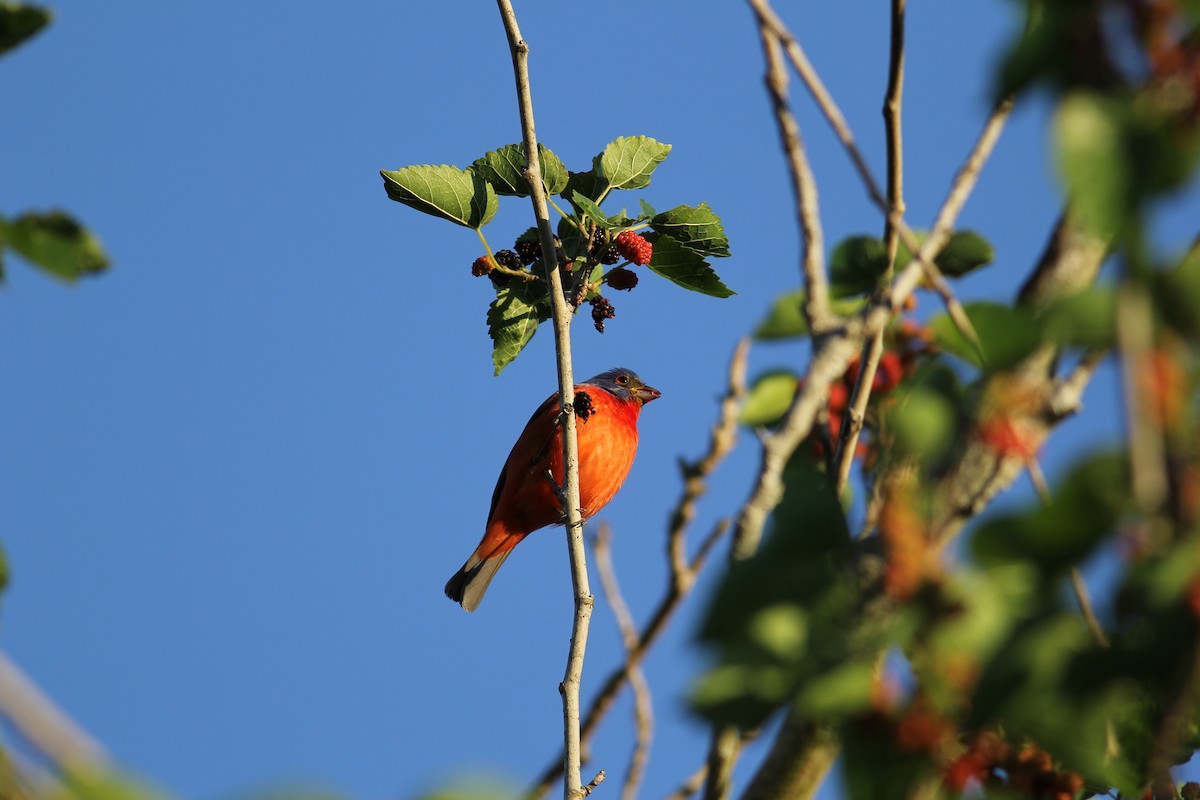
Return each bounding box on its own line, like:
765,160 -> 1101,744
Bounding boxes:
471,255 -> 494,276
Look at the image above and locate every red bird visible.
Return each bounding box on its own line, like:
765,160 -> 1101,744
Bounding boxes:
445,368 -> 660,611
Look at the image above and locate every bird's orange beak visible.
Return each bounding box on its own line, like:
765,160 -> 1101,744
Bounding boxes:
633,384 -> 661,405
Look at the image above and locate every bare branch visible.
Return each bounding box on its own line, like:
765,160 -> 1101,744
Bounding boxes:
665,763 -> 710,800
493,5 -> 591,798
593,526 -> 653,800
701,726 -> 742,800
753,22 -> 832,332
0,651 -> 107,773
667,339 -> 748,587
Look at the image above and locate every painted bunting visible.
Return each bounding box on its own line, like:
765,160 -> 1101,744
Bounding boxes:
445,368 -> 660,611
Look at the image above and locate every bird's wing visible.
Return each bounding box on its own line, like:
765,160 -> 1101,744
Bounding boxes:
485,392 -> 560,525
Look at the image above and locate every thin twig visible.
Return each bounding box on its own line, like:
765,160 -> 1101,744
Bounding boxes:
1026,458 -> 1112,649
526,524 -> 734,794
701,726 -> 742,800
493,6 -> 591,799
834,0 -> 906,493
1116,282 -> 1169,516
665,762 -> 710,800
593,526 -> 653,800
755,25 -> 832,332
579,770 -> 606,798
0,651 -> 107,772
667,339 -> 749,590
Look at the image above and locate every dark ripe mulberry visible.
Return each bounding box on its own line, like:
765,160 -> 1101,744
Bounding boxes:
606,267 -> 639,291
494,249 -> 523,271
599,244 -> 622,265
615,230 -> 653,265
590,296 -> 615,333
574,389 -> 595,421
515,238 -> 542,265
471,255 -> 493,277
588,226 -> 607,255
489,270 -> 513,289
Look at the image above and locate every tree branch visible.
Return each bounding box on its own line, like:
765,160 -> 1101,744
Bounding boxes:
0,651 -> 107,773
493,5 -> 591,798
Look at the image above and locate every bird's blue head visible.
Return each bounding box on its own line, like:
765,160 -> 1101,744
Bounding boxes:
584,368 -> 661,406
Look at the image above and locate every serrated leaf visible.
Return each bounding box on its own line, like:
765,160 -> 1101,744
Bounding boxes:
471,143 -> 568,197
829,236 -> 889,297
0,4 -> 51,57
644,234 -> 734,298
380,164 -> 497,229
649,203 -> 730,258
741,370 -> 799,426
487,281 -> 549,375
638,199 -> 657,219
937,230 -> 995,277
598,135 -> 672,191
754,290 -> 867,340
562,169 -> 607,207
5,211 -> 109,281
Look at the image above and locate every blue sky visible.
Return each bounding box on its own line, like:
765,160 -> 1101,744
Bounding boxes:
2,2 -> 1198,799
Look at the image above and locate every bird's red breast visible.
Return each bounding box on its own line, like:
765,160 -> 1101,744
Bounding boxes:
445,368 -> 659,611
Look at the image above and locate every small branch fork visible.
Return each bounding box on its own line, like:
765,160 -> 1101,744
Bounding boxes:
493,4 -> 591,799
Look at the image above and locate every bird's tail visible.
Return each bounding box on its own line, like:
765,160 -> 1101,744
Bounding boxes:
444,533 -> 522,612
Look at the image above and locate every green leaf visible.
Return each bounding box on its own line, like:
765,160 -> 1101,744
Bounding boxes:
569,191 -> 613,230
470,143 -> 568,197
4,211 -> 109,281
380,164 -> 497,229
487,280 -> 549,375
0,3 -> 51,57
929,301 -> 1042,370
1038,286 -> 1116,348
882,372 -> 962,466
1055,92 -> 1130,237
972,450 -> 1129,575
741,370 -> 799,426
644,234 -> 734,298
649,203 -> 730,258
561,169 -> 607,207
829,235 -> 889,297
753,290 -> 867,340
1157,248 -> 1200,336
598,135 -> 672,191
637,198 -> 658,219
936,230 -> 995,277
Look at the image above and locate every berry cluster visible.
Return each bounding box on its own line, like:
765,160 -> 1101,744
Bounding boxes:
614,230 -> 653,265
944,734 -> 1084,800
590,296 -> 615,333
515,238 -> 542,266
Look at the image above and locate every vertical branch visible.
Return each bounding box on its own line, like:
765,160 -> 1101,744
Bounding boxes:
833,0 -> 907,494
493,5 -> 592,798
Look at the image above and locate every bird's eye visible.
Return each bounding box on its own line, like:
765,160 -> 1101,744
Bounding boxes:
616,374 -> 630,385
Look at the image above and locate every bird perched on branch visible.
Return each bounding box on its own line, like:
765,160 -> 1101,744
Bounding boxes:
445,368 -> 660,611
